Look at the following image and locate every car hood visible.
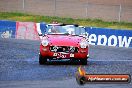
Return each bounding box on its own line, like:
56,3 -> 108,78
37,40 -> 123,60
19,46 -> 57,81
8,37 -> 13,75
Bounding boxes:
45,35 -> 83,47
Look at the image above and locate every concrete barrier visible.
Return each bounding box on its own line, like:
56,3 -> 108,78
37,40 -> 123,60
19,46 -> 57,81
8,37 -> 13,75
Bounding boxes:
0,20 -> 132,48
0,20 -> 16,38
0,20 -> 40,40
86,27 -> 132,48
16,22 -> 40,40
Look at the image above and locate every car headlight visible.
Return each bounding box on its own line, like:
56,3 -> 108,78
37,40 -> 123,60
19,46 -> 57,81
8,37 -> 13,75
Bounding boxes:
41,40 -> 49,46
80,41 -> 88,48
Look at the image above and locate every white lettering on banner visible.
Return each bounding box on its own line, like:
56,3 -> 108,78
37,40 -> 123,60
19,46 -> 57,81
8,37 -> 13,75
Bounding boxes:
108,35 -> 117,46
118,36 -> 132,48
88,34 -> 132,48
97,35 -> 107,46
1,31 -> 12,38
89,34 -> 97,45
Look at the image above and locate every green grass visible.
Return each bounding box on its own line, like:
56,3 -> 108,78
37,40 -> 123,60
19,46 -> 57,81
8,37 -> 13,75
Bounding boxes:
0,12 -> 132,30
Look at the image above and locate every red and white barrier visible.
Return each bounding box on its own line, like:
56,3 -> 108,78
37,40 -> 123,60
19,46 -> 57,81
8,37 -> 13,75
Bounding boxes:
16,22 -> 40,40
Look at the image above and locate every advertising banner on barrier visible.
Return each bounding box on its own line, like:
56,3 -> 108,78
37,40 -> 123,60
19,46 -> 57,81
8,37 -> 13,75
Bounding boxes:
36,22 -> 47,35
0,20 -> 16,38
1,20 -> 132,48
16,22 -> 40,40
86,27 -> 132,48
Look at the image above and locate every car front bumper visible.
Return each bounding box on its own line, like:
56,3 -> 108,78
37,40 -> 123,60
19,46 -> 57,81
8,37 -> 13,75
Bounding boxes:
40,45 -> 88,59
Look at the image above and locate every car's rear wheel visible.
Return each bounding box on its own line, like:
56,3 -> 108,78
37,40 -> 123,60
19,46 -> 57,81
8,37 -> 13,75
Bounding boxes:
39,53 -> 47,65
80,59 -> 87,65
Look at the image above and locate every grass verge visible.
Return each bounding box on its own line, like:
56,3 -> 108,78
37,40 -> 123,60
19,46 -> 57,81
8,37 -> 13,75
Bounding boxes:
0,12 -> 132,30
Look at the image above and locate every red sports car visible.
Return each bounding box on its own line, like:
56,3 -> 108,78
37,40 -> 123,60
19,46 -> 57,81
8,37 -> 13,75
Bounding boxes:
39,24 -> 89,65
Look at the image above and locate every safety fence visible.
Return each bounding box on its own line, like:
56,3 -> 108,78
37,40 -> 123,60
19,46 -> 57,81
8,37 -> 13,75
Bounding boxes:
0,0 -> 132,22
0,20 -> 132,48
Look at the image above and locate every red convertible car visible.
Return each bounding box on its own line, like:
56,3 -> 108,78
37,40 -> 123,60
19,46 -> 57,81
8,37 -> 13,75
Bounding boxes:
39,24 -> 89,65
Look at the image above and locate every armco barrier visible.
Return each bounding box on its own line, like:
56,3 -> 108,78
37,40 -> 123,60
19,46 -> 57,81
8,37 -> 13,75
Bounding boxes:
86,27 -> 132,48
0,20 -> 16,38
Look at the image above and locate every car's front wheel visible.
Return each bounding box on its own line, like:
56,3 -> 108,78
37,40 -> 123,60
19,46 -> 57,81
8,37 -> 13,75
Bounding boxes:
39,53 -> 47,65
80,59 -> 87,65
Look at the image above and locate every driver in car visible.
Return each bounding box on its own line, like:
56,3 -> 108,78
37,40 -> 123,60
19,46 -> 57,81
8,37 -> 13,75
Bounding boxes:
51,26 -> 60,33
66,27 -> 75,35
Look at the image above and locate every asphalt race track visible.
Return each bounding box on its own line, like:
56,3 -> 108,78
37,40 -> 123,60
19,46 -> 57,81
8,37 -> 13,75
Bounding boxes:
0,38 -> 132,88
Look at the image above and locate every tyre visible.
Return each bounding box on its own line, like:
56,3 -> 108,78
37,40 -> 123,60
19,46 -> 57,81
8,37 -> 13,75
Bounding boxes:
76,76 -> 86,85
76,72 -> 86,85
39,53 -> 47,65
80,59 -> 87,65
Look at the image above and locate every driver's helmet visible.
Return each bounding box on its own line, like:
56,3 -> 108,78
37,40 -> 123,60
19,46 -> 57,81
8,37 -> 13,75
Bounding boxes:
66,25 -> 75,35
66,28 -> 75,35
51,26 -> 60,33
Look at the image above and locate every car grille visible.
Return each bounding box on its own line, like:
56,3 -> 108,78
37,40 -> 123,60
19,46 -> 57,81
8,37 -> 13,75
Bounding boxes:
50,46 -> 78,53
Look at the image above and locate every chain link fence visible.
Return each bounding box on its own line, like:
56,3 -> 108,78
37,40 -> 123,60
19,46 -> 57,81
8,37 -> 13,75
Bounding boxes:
0,0 -> 132,22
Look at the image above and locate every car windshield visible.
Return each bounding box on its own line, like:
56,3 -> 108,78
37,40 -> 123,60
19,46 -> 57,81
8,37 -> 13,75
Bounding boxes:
45,25 -> 86,36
